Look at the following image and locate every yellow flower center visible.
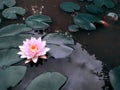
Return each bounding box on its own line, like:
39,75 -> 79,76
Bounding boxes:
30,44 -> 38,52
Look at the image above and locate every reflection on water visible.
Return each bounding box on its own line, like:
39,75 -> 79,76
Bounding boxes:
0,0 -> 119,67
62,43 -> 104,90
13,43 -> 105,90
1,0 -> 120,90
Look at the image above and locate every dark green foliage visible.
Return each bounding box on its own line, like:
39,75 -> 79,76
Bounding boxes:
26,72 -> 67,90
0,24 -> 32,37
25,14 -> 52,30
86,4 -> 104,14
60,2 -> 80,13
0,34 -> 31,49
0,0 -> 16,10
43,33 -> 74,58
2,7 -> 26,19
93,0 -> 115,8
69,13 -> 102,31
79,0 -> 93,1
0,18 -> 1,23
0,66 -> 26,90
68,25 -> 79,32
0,49 -> 22,67
109,66 -> 120,90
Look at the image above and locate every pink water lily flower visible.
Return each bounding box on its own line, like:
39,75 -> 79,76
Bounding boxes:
17,37 -> 50,64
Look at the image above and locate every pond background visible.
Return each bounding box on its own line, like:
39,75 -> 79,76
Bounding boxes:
0,0 -> 120,90
0,0 -> 120,67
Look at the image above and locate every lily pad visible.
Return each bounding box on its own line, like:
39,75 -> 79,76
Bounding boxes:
0,18 -> 1,23
0,66 -> 26,90
0,24 -> 32,37
26,72 -> 67,90
0,0 -> 16,10
73,13 -> 101,31
93,0 -> 115,8
79,0 -> 93,1
109,66 -> 120,90
43,33 -> 74,45
43,33 -> 74,58
47,44 -> 73,58
25,14 -> 52,30
2,7 -> 26,19
68,24 -> 79,32
0,49 -> 22,67
60,2 -> 80,13
0,34 -> 31,49
86,4 -> 104,14
74,13 -> 101,24
118,13 -> 120,18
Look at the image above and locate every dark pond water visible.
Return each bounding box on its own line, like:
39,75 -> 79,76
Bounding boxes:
1,0 -> 120,67
0,0 -> 120,90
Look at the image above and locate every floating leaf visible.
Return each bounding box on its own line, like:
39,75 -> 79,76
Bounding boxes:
0,0 -> 16,10
0,66 -> 26,90
109,66 -> 120,90
60,2 -> 80,13
94,0 -> 115,8
79,0 -> 93,1
68,24 -> 79,32
74,13 -> 101,23
0,24 -> 32,37
2,7 -> 26,19
47,44 -> 73,59
0,18 -> 1,23
73,13 -> 101,31
0,34 -> 31,49
118,13 -> 120,18
43,33 -> 74,45
43,33 -> 74,58
86,4 -> 104,14
25,14 -> 52,30
0,49 -> 22,67
26,72 -> 67,90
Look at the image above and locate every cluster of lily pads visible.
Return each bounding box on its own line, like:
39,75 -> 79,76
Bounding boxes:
0,13 -> 75,90
60,0 -> 120,32
60,0 -> 120,90
0,0 -> 120,90
0,0 -> 26,23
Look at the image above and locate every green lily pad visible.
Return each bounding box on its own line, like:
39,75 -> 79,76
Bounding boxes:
43,33 -> 74,58
47,44 -> 73,58
0,49 -> 22,67
73,13 -> 101,30
118,13 -> 120,18
0,24 -> 32,37
0,34 -> 31,49
68,24 -> 79,32
86,4 -> 104,14
94,0 -> 115,8
2,7 -> 26,19
0,18 -> 1,23
26,72 -> 67,90
43,33 -> 74,45
60,2 -> 80,13
79,0 -> 93,1
0,0 -> 16,10
25,14 -> 52,30
0,66 -> 26,90
74,13 -> 101,23
109,66 -> 120,90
